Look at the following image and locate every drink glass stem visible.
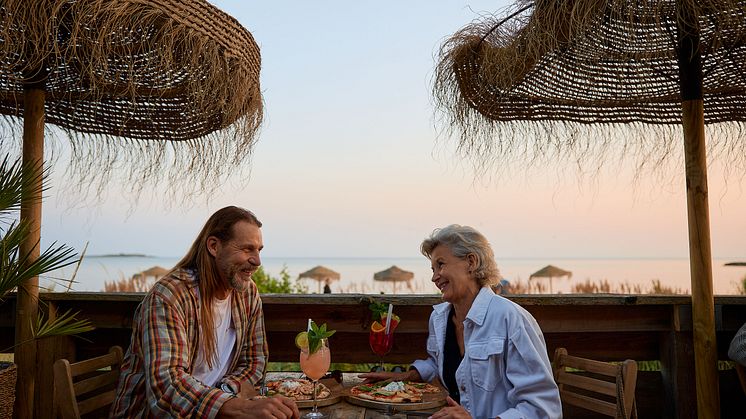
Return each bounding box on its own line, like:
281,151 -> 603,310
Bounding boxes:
312,380 -> 318,413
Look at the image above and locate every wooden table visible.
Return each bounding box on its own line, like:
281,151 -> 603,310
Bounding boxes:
265,373 -> 441,418
298,399 -> 438,418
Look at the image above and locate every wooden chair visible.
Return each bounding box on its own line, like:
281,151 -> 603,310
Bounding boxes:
54,346 -> 123,419
552,347 -> 637,419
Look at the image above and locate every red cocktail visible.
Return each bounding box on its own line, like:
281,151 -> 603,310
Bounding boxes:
369,314 -> 399,370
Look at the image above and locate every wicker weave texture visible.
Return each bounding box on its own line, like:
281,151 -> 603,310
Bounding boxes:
0,362 -> 16,419
0,0 -> 262,140
435,0 -> 746,125
0,0 -> 264,202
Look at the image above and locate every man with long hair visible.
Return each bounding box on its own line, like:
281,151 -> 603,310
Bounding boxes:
111,206 -> 299,418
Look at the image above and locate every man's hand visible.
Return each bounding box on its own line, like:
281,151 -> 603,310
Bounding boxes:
428,396 -> 472,419
217,396 -> 300,418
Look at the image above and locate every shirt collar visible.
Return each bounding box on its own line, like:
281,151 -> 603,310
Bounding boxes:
431,286 -> 495,324
465,286 -> 495,326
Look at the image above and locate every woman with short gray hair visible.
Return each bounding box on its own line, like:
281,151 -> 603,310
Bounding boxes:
362,224 -> 561,418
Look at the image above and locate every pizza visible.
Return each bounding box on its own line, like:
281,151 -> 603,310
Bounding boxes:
263,378 -> 331,401
349,380 -> 440,403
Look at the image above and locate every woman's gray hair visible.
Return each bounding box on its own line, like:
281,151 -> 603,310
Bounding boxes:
420,224 -> 500,287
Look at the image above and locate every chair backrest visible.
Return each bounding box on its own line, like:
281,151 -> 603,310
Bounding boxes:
54,346 -> 123,419
552,347 -> 637,419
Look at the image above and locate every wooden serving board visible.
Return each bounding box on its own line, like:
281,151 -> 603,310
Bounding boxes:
249,377 -> 344,409
344,390 -> 446,411
296,378 -> 344,408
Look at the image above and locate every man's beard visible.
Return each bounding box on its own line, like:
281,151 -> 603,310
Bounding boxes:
220,263 -> 255,293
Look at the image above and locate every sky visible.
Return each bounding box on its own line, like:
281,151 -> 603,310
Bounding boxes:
36,1 -> 746,261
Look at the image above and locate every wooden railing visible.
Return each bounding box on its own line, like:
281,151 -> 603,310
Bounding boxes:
1,293 -> 745,418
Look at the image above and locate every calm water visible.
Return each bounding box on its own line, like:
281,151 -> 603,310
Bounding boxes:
44,256 -> 746,295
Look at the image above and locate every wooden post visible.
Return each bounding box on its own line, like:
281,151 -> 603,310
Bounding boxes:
14,87 -> 45,419
659,305 -> 696,419
681,99 -> 719,418
677,2 -> 719,416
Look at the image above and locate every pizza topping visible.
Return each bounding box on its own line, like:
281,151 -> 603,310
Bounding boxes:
264,378 -> 331,401
349,380 -> 441,404
279,380 -> 302,391
381,381 -> 405,392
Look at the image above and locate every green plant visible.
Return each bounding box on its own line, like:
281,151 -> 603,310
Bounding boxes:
0,155 -> 93,351
368,301 -> 388,321
252,265 -> 307,294
306,321 -> 335,354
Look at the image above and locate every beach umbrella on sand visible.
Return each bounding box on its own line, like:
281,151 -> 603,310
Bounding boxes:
133,266 -> 169,281
433,1 -> 746,414
529,265 -> 572,294
0,1 -> 262,415
374,265 -> 414,294
299,265 -> 341,293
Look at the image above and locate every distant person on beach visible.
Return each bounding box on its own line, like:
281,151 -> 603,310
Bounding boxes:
729,322 -> 746,366
360,224 -> 560,418
323,279 -> 332,294
492,278 -> 511,295
111,206 -> 299,419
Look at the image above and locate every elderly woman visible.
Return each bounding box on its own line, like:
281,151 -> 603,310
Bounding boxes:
360,225 -> 561,418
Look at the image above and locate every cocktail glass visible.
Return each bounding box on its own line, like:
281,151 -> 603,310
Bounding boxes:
369,327 -> 394,372
300,338 -> 330,418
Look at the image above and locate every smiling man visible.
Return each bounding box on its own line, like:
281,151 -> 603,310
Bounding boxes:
111,206 -> 299,418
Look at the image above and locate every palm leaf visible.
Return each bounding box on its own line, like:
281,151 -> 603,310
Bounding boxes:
33,309 -> 94,339
0,155 -> 45,217
0,220 -> 77,299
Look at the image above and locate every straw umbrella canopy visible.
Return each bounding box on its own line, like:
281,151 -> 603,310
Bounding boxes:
299,265 -> 341,293
0,1 -> 262,416
529,264 -> 572,293
374,265 -> 414,294
433,1 -> 746,415
133,265 -> 169,280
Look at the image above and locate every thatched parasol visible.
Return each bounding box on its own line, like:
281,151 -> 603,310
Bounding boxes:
299,265 -> 341,293
374,265 -> 414,294
133,265 -> 169,280
529,264 -> 572,293
433,0 -> 745,414
0,1 -> 262,415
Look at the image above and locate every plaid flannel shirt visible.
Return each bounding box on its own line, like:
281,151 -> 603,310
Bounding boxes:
110,268 -> 267,418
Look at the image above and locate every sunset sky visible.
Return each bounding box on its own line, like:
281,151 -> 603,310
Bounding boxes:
39,1 -> 746,261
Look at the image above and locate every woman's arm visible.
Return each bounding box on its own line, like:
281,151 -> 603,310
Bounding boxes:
499,317 -> 561,419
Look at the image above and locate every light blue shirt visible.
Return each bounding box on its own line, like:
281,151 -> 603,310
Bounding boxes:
412,287 -> 561,419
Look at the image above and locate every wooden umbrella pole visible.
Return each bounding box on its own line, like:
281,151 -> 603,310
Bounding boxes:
677,2 -> 719,417
14,87 -> 45,419
682,99 -> 719,418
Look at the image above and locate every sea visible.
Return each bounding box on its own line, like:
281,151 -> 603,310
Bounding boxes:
43,255 -> 746,295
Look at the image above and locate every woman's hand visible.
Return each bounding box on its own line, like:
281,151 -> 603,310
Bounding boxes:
428,396 -> 472,419
358,368 -> 421,384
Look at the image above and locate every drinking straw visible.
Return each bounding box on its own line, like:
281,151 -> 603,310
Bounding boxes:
385,304 -> 393,334
308,318 -> 312,333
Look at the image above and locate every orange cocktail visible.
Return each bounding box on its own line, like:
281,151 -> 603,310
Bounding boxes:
300,340 -> 331,381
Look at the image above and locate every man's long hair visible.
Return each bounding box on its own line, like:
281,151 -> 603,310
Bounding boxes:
174,206 -> 262,369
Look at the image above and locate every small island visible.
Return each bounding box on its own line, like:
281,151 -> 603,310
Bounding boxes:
89,253 -> 151,258
725,262 -> 746,266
